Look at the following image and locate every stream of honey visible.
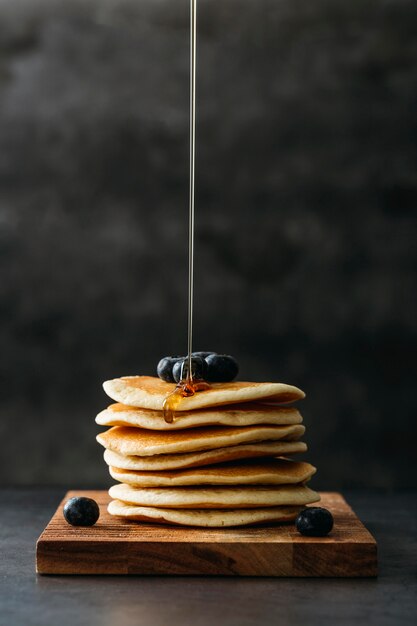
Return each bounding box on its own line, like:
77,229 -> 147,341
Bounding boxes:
163,0 -> 209,424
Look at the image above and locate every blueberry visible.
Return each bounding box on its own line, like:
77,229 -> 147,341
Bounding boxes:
192,351 -> 217,359
63,497 -> 100,527
205,354 -> 239,382
295,507 -> 334,537
172,356 -> 208,383
157,356 -> 183,383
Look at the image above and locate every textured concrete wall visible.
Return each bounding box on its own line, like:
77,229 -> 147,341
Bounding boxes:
0,0 -> 416,488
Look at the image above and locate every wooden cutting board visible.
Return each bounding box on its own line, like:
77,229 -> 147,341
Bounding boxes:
36,491 -> 377,576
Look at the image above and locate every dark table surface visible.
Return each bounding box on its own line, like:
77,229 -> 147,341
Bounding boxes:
1,489 -> 416,626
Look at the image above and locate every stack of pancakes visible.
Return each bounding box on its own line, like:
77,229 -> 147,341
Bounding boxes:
96,376 -> 319,527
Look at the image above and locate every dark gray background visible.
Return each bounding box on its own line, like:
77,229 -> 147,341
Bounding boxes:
0,0 -> 416,489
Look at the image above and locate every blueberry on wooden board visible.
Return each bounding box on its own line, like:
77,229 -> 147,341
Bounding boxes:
63,497 -> 100,527
296,507 -> 334,537
205,354 -> 239,382
157,356 -> 183,383
172,356 -> 208,383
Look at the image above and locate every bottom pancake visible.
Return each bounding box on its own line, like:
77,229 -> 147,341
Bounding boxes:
108,499 -> 302,527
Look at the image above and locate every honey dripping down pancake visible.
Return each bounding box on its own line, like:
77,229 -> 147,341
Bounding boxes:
108,458 -> 317,487
102,441 -> 308,471
96,403 -> 303,430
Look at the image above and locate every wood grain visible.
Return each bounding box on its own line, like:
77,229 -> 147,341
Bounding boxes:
36,491 -> 377,577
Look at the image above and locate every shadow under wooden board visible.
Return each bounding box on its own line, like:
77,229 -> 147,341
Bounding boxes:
36,491 -> 377,577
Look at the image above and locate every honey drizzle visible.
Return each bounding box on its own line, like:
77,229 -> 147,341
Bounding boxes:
187,0 -> 197,379
163,379 -> 209,424
163,0 -> 205,425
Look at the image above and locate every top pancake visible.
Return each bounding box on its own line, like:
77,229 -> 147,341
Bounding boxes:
96,402 -> 303,430
103,376 -> 305,411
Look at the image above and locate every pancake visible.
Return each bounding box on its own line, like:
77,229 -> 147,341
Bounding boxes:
96,402 -> 303,430
109,458 -> 317,487
103,441 -> 307,470
103,376 -> 305,411
109,483 -> 320,508
97,424 -> 305,456
108,499 -> 302,527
